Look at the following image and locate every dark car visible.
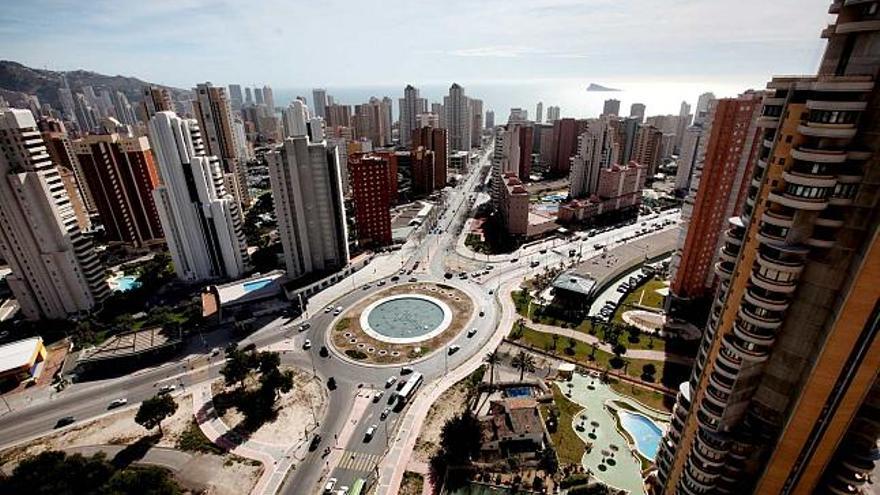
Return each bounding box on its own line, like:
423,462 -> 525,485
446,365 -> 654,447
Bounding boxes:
55,416 -> 75,428
309,434 -> 322,451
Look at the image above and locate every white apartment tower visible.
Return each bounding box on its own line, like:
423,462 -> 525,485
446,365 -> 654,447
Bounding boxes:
282,100 -> 310,139
0,109 -> 110,320
149,111 -> 250,282
444,83 -> 471,152
312,88 -> 328,119
536,102 -> 543,124
267,109 -> 349,280
569,118 -> 621,198
399,85 -> 427,147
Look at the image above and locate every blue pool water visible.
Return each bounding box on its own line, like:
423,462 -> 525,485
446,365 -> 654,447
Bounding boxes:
243,279 -> 274,292
619,410 -> 663,459
506,387 -> 532,398
115,275 -> 141,292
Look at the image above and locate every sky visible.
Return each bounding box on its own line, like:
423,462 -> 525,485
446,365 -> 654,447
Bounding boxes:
1,0 -> 832,90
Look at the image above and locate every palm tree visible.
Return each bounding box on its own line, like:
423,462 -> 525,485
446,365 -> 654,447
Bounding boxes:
484,350 -> 500,388
512,350 -> 537,381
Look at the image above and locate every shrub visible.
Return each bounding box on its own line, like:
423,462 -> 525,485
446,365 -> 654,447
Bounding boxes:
345,349 -> 367,360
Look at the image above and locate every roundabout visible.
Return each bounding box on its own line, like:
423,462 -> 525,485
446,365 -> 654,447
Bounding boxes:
329,282 -> 475,365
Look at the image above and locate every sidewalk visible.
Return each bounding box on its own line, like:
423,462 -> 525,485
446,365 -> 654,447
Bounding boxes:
526,322 -> 694,365
374,277 -> 519,495
192,381 -> 322,495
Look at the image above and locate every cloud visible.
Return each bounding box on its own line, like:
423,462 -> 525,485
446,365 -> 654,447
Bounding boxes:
446,46 -> 589,59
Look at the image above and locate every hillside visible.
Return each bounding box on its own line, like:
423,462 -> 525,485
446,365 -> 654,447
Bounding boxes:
0,60 -> 189,110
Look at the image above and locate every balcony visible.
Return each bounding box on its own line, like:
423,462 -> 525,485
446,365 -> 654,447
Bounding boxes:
797,123 -> 858,139
726,333 -> 771,362
733,321 -> 777,347
719,244 -> 739,263
744,286 -> 790,312
790,147 -> 848,163
756,249 -> 806,275
704,384 -> 730,409
761,209 -> 794,228
783,170 -> 838,188
697,408 -> 721,432
714,260 -> 734,280
768,191 -> 828,211
687,455 -> 722,481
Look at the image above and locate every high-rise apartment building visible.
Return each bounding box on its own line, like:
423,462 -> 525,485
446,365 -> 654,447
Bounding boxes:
282,100 -> 310,139
675,125 -> 704,192
399,85 -> 427,147
485,110 -> 495,129
498,173 -> 529,236
602,98 -> 621,116
408,147 -> 437,196
312,88 -> 328,119
535,102 -> 543,124
39,122 -> 94,229
693,92 -> 716,126
444,83 -> 471,152
469,98 -> 483,148
267,111 -> 349,280
546,106 -> 561,122
491,125 -> 532,205
149,112 -> 250,282
326,103 -> 352,129
349,154 -> 392,247
354,99 -> 391,147
0,109 -> 109,320
262,86 -> 275,112
142,85 -> 174,121
630,103 -> 647,123
254,88 -> 264,106
655,4 -> 880,494
633,124 -> 664,175
228,84 -> 244,111
245,87 -> 253,106
549,118 -> 586,176
569,117 -> 621,198
412,126 -> 448,190
676,101 -> 693,152
431,103 -> 445,128
74,133 -> 164,249
192,83 -> 249,208
667,92 -> 763,303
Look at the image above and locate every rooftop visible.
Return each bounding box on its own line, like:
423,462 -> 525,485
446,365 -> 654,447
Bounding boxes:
0,336 -> 43,372
213,269 -> 285,306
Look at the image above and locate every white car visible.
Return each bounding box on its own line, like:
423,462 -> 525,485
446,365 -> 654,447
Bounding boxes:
467,328 -> 477,338
335,488 -> 348,495
364,424 -> 377,441
158,384 -> 176,395
324,306 -> 333,313
448,345 -> 460,354
303,339 -> 312,350
108,398 -> 127,409
385,376 -> 397,388
323,478 -> 337,493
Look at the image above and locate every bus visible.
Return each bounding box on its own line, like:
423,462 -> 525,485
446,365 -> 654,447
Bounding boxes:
393,371 -> 424,411
347,478 -> 366,495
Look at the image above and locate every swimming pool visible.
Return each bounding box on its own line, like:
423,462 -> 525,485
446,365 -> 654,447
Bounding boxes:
506,387 -> 532,398
115,275 -> 141,292
243,279 -> 274,292
618,410 -> 663,459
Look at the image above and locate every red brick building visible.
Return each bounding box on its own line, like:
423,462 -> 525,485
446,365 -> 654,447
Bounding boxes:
549,118 -> 586,176
349,153 -> 392,247
74,133 -> 163,249
669,93 -> 763,299
409,147 -> 437,196
412,126 -> 448,190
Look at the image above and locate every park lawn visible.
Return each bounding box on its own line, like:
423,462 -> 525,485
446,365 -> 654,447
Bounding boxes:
513,290 -> 668,353
609,380 -> 673,413
612,278 -> 668,325
511,326 -> 679,388
541,386 -> 586,465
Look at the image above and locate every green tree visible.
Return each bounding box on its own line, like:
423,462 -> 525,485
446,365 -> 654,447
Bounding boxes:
484,350 -> 500,388
641,363 -> 657,381
590,342 -> 598,360
135,395 -> 178,436
511,350 -> 537,381
220,347 -> 257,389
102,466 -> 182,495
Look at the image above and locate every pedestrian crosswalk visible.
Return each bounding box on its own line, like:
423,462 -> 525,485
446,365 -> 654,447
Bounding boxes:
336,450 -> 381,473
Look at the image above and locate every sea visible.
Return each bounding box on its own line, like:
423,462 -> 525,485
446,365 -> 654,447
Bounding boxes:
272,78 -> 767,120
